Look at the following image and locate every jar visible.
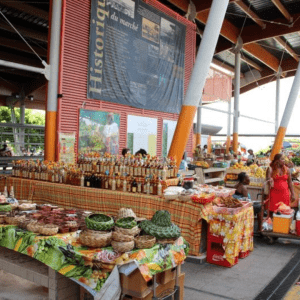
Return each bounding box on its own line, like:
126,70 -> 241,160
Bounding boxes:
183,178 -> 194,190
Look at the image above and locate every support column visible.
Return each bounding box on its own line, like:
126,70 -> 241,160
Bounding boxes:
44,0 -> 63,161
275,69 -> 281,133
271,62 -> 300,160
168,0 -> 229,166
196,103 -> 202,146
207,136 -> 212,154
20,98 -> 25,152
226,100 -> 232,154
233,38 -> 242,154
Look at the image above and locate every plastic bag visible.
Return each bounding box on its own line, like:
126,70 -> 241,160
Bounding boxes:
290,220 -> 296,235
262,217 -> 273,232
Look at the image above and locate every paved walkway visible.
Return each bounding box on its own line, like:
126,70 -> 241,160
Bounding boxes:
182,236 -> 300,300
0,236 -> 299,300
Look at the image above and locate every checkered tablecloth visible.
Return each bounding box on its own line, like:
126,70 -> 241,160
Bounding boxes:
0,177 -> 208,256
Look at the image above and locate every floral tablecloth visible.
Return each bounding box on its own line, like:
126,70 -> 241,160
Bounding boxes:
0,225 -> 188,292
207,206 -> 254,265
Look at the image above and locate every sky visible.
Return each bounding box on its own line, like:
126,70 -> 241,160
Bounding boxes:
199,76 -> 300,153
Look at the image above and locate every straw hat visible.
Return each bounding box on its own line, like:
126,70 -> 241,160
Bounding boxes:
139,210 -> 181,239
117,208 -> 145,222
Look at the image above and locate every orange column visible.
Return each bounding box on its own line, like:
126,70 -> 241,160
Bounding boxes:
226,136 -> 231,154
270,127 -> 286,160
168,106 -> 197,166
233,133 -> 238,153
196,133 -> 201,146
45,111 -> 57,161
207,136 -> 212,154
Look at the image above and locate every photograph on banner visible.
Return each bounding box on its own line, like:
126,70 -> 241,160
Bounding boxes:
58,132 -> 76,164
162,120 -> 177,157
87,0 -> 186,114
127,115 -> 157,156
78,109 -> 120,155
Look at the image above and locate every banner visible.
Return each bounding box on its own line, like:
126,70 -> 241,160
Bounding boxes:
58,132 -> 76,164
88,0 -> 186,114
78,109 -> 120,155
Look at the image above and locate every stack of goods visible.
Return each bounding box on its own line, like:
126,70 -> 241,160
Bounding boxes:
80,214 -> 114,248
194,161 -> 209,169
0,195 -> 11,224
213,162 -> 228,168
249,165 -> 266,187
212,196 -> 251,215
227,163 -> 250,174
224,173 -> 238,187
139,210 -> 181,244
12,155 -> 177,196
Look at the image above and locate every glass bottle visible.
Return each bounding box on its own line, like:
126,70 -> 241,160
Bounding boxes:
157,180 -> 162,196
112,176 -> 116,191
123,177 -> 127,192
80,172 -> 85,187
131,179 -> 137,193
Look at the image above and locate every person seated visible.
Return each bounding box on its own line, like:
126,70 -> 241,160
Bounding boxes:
179,153 -> 188,171
248,149 -> 255,160
246,159 -> 254,167
135,148 -> 147,157
121,148 -> 130,157
233,172 -> 251,199
230,154 -> 238,166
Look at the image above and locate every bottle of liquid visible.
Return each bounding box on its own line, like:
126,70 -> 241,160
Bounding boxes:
9,186 -> 14,198
80,172 -> 85,187
137,181 -> 142,193
123,177 -> 127,192
90,172 -> 96,188
146,180 -> 151,195
3,186 -> 8,198
112,176 -> 116,191
131,179 -> 138,193
157,180 -> 162,196
86,173 -> 91,188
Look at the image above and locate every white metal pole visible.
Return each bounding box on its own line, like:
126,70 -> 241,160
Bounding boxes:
271,60 -> 300,159
0,59 -> 45,75
233,47 -> 241,153
168,0 -> 229,164
196,99 -> 202,146
275,74 -> 280,133
44,0 -> 63,161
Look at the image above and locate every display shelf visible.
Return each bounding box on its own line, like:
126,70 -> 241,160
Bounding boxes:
205,177 -> 223,184
203,168 -> 227,174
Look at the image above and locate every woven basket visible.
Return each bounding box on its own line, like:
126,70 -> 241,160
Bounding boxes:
85,214 -> 114,231
134,235 -> 156,249
79,230 -> 112,248
18,204 -> 36,211
157,238 -> 177,245
115,217 -> 137,229
65,221 -> 78,228
112,231 -> 134,242
18,218 -> 32,229
39,224 -> 59,236
5,215 -> 25,225
27,222 -> 43,233
115,225 -> 140,236
111,240 -> 134,253
117,208 -> 136,220
0,215 -> 6,224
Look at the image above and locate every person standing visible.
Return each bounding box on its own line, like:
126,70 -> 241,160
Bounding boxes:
266,154 -> 295,216
102,113 -> 119,154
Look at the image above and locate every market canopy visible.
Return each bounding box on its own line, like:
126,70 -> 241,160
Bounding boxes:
1,0 -> 300,110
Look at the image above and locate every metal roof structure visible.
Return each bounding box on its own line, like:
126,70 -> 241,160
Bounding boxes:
1,0 -> 300,108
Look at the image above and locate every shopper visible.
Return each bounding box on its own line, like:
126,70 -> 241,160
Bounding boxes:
179,152 -> 188,171
233,172 -> 251,199
122,148 -> 130,157
266,153 -> 295,216
135,148 -> 147,157
248,149 -> 255,161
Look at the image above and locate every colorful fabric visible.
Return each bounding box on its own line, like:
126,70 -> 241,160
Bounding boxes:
270,173 -> 290,212
207,207 -> 254,265
0,177 -> 208,255
0,225 -> 187,292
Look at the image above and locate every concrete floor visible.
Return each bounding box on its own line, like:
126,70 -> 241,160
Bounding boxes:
0,236 -> 299,300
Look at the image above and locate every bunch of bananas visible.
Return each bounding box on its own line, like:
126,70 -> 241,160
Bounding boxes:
254,167 -> 265,178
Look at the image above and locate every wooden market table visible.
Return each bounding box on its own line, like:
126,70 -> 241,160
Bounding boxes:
0,177 -> 210,256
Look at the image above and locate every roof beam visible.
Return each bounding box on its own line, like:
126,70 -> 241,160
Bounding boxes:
274,36 -> 299,62
234,0 -> 266,29
243,43 -> 280,72
0,37 -> 47,57
239,70 -> 295,94
0,50 -> 44,68
0,0 -> 48,21
216,13 -> 300,53
0,21 -> 48,42
271,0 -> 293,23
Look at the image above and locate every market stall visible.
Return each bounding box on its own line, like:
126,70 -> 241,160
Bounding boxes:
0,177 -> 208,256
0,199 -> 188,299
